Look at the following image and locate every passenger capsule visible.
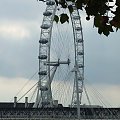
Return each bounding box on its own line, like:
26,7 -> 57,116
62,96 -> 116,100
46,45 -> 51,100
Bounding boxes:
46,1 -> 55,5
43,11 -> 52,16
38,55 -> 47,59
78,77 -> 83,81
75,27 -> 82,31
78,88 -> 83,93
78,64 -> 83,68
77,39 -> 83,43
77,51 -> 83,55
39,38 -> 48,44
74,101 -> 77,104
38,71 -> 47,75
73,16 -> 80,20
41,24 -> 50,29
74,101 -> 81,104
40,86 -> 48,91
75,88 -> 83,93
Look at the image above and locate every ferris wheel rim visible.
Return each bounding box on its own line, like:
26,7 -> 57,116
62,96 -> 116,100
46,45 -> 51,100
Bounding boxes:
34,0 -> 84,108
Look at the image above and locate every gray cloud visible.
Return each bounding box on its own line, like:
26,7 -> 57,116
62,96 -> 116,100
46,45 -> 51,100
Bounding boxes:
0,0 -> 45,78
0,0 -> 45,21
0,1 -> 120,82
0,0 -> 120,106
83,22 -> 120,85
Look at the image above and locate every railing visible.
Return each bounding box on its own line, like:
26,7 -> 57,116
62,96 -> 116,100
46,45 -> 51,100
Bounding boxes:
0,108 -> 120,119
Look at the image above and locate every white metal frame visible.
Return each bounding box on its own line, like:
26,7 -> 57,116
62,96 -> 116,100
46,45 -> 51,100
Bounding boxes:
34,1 -> 84,113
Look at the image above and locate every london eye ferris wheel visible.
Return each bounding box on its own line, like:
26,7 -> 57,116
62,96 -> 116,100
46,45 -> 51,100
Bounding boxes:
33,0 -> 84,114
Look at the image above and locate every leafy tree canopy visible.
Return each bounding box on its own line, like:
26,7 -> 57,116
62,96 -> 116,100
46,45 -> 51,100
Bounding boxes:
38,0 -> 120,36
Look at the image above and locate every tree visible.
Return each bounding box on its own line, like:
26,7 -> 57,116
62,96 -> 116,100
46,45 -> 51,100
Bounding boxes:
38,0 -> 120,36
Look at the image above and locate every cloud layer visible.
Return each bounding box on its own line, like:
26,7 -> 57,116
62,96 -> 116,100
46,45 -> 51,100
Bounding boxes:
0,22 -> 30,39
0,77 -> 120,107
0,0 -> 120,107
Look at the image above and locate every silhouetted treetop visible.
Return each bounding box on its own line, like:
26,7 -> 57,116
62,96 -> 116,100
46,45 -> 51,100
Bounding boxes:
38,0 -> 120,36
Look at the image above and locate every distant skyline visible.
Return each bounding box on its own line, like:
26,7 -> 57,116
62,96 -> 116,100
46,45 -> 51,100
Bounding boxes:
0,0 -> 120,107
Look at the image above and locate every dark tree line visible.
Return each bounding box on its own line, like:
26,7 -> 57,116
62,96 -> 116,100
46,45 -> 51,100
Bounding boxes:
38,0 -> 120,36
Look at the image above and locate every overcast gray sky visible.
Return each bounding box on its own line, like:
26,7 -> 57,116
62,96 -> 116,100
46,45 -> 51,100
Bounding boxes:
0,0 -> 120,107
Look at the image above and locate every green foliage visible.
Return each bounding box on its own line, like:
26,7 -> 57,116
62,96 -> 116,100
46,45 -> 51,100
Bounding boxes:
60,13 -> 69,23
54,15 -> 59,23
75,0 -> 83,10
68,5 -> 73,13
38,0 -> 120,36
